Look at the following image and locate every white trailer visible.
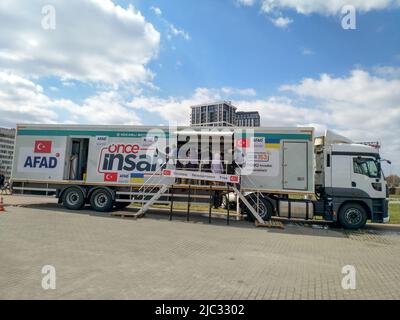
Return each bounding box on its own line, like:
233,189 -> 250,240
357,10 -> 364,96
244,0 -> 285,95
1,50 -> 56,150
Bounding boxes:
11,124 -> 389,229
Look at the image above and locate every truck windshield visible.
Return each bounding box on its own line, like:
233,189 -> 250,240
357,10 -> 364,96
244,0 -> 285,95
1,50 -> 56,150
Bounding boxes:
353,158 -> 380,178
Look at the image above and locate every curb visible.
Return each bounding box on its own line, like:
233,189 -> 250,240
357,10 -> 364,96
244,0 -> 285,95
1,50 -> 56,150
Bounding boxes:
365,223 -> 400,232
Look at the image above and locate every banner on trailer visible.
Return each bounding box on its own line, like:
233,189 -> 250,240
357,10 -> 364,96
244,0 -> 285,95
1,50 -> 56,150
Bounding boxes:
16,143 -> 65,179
162,169 -> 240,183
88,131 -> 176,184
234,136 -> 279,177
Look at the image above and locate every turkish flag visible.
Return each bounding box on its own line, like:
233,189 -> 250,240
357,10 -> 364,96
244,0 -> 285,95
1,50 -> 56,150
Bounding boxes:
34,140 -> 52,153
236,138 -> 249,148
230,176 -> 239,182
104,172 -> 118,182
163,170 -> 172,176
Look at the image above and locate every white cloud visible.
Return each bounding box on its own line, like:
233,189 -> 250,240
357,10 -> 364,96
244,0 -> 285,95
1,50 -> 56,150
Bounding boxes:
129,87 -> 258,124
0,72 -> 59,126
280,69 -> 400,171
168,24 -> 191,41
0,0 -> 160,86
270,16 -> 293,28
302,48 -> 314,55
260,0 -> 400,15
221,87 -> 257,96
128,88 -> 223,124
236,0 -> 256,6
237,0 -> 400,27
0,72 -> 141,127
66,91 -> 142,125
373,66 -> 400,78
150,6 -> 162,16
150,5 -> 190,41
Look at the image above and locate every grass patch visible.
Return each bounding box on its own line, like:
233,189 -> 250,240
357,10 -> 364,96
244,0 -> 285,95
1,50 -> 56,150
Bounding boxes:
389,203 -> 400,224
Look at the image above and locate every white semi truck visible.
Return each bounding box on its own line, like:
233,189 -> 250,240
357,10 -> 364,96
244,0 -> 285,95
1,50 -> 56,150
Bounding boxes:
11,124 -> 389,229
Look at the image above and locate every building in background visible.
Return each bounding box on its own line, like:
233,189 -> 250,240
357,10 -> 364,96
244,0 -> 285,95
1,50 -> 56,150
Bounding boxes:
190,101 -> 236,127
235,111 -> 260,127
0,127 -> 16,180
190,102 -> 261,127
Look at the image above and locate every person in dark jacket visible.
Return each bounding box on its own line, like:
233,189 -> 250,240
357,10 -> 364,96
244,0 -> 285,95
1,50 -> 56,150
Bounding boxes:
0,172 -> 5,188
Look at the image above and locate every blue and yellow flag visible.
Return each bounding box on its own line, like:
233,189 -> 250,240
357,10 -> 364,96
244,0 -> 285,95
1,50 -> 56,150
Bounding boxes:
130,172 -> 145,183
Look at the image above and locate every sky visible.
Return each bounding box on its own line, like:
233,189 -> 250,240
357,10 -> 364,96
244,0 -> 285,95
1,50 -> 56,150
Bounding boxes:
0,0 -> 399,173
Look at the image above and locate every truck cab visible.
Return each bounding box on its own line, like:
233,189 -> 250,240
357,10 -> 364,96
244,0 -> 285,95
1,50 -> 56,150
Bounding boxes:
315,131 -> 389,228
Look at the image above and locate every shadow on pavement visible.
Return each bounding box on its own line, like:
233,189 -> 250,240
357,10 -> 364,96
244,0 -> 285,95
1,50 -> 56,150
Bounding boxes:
10,202 -> 359,239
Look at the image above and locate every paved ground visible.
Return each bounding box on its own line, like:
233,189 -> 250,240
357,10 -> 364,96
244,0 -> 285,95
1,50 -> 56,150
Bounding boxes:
1,197 -> 400,299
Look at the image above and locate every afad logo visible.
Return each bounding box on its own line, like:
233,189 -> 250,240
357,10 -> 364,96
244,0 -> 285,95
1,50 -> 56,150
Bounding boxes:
24,140 -> 60,169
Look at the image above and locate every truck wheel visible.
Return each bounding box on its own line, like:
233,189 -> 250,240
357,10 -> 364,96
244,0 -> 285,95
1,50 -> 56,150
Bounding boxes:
90,188 -> 114,212
339,203 -> 367,229
243,196 -> 273,221
222,195 -> 235,209
221,195 -> 228,209
115,195 -> 131,209
62,187 -> 85,210
115,202 -> 131,209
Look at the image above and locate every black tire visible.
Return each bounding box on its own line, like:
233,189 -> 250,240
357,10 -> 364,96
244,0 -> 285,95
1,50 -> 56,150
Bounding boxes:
90,188 -> 114,212
62,187 -> 85,210
115,202 -> 131,209
222,195 -> 236,210
243,195 -> 273,221
221,195 -> 228,209
338,203 -> 367,229
114,194 -> 131,209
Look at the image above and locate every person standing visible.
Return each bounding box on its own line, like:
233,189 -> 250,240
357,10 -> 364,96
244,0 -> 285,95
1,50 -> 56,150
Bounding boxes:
0,172 -> 5,188
210,153 -> 224,208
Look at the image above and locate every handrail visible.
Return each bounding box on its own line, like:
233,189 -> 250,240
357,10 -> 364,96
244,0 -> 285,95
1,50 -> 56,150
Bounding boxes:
137,161 -> 167,194
233,163 -> 264,211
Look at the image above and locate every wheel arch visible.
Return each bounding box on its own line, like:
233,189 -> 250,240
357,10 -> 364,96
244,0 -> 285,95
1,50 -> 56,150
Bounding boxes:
337,199 -> 372,219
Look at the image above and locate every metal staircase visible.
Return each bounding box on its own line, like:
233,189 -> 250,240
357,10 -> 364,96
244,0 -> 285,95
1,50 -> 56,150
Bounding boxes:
113,161 -> 271,226
231,185 -> 266,225
135,184 -> 170,217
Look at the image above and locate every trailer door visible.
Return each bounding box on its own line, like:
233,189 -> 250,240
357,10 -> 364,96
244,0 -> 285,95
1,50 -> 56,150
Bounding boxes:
283,141 -> 308,190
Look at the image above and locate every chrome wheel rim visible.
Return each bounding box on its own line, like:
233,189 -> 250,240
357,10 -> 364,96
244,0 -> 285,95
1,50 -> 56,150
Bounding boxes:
67,191 -> 80,205
253,202 -> 267,219
94,193 -> 108,208
345,208 -> 362,225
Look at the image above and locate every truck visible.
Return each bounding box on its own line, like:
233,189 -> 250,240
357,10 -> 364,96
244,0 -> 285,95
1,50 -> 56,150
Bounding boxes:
10,124 -> 390,229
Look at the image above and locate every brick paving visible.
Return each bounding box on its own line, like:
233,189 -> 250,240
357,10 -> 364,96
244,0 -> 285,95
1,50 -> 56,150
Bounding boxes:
0,202 -> 399,300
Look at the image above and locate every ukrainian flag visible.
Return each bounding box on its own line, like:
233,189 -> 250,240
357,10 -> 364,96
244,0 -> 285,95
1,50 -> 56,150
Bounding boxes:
264,138 -> 280,149
265,143 -> 280,149
130,172 -> 145,183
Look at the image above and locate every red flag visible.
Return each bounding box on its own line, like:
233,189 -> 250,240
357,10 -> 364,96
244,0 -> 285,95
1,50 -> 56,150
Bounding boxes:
34,140 -> 52,153
230,176 -> 239,182
104,172 -> 118,182
236,138 -> 249,148
163,170 -> 172,176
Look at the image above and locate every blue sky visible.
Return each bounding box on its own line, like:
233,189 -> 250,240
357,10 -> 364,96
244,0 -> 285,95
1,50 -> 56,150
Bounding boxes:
136,0 -> 400,99
0,0 -> 399,173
